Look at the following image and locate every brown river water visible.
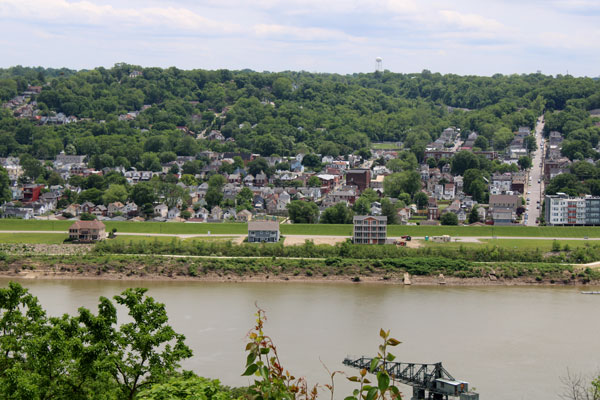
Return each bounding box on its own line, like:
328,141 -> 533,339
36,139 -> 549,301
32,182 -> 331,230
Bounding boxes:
1,278 -> 599,400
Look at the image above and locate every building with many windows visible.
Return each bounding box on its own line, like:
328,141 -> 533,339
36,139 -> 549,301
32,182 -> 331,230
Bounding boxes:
247,220 -> 280,243
353,215 -> 387,244
69,220 -> 107,242
545,193 -> 600,225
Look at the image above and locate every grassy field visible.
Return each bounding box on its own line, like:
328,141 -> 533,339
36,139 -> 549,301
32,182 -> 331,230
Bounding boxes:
371,142 -> 401,149
1,219 -> 600,238
0,232 -> 68,244
422,238 -> 596,251
111,235 -> 236,244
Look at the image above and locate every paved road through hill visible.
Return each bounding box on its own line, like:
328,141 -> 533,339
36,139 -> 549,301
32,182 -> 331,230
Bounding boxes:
525,116 -> 545,226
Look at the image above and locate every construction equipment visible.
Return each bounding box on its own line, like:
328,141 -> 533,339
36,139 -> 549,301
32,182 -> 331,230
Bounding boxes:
343,356 -> 479,400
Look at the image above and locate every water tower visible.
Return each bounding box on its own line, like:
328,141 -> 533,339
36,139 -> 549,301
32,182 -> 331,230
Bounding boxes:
375,57 -> 383,72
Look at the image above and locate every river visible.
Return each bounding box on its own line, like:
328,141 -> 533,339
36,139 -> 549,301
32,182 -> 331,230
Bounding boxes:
1,278 -> 599,400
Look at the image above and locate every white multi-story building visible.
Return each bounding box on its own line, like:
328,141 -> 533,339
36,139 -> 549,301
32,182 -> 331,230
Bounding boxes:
545,193 -> 600,225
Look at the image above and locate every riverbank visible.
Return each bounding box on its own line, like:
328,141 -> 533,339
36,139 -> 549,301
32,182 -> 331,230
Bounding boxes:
1,255 -> 598,286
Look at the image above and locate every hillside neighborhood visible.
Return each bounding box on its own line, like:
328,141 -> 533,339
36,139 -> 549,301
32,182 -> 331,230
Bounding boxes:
0,115 -> 591,228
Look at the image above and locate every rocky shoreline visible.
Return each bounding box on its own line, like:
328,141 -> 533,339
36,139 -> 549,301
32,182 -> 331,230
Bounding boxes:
2,268 -> 598,287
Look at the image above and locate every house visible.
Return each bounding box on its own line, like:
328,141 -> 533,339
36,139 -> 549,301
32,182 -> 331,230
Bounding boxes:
489,194 -> 520,212
247,220 -> 280,243
223,208 -> 237,220
244,174 -> 255,186
210,205 -> 223,221
346,169 -> 371,194
254,172 -> 267,187
81,201 -> 95,214
65,203 -> 80,216
1,206 -> 35,220
491,208 -> 514,225
236,209 -> 253,222
167,208 -> 181,219
107,202 -> 125,217
91,205 -> 107,216
68,220 -> 107,242
154,204 -> 168,218
23,184 -> 44,203
353,215 -> 387,244
121,202 -> 139,217
193,207 -> 209,220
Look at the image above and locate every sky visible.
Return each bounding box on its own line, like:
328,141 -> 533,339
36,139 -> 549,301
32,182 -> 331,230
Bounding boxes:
0,0 -> 599,76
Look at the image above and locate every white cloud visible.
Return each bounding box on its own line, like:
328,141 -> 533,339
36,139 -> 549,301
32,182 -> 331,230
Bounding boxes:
0,0 -> 241,33
254,24 -> 365,42
439,9 -> 504,31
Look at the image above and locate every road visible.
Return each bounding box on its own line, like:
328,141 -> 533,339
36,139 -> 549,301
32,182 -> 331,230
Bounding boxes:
3,231 -> 600,242
524,116 -> 545,226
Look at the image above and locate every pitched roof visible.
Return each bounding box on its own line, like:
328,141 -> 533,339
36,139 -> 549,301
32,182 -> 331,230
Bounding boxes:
70,220 -> 105,229
248,220 -> 279,231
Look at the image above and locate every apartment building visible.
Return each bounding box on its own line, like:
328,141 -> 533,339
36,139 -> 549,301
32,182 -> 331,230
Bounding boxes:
545,193 -> 600,225
353,215 -> 387,244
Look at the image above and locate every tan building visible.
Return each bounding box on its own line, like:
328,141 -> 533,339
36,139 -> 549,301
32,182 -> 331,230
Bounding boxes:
353,215 -> 387,244
69,220 -> 107,242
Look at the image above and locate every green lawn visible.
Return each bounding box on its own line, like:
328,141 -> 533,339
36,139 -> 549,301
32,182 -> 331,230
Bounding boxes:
0,232 -> 68,244
371,142 -> 400,149
422,238 -> 596,251
1,219 -> 600,238
111,235 -> 236,244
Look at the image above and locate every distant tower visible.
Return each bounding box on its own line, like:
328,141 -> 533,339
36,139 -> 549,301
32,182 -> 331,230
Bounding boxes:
375,57 -> 383,72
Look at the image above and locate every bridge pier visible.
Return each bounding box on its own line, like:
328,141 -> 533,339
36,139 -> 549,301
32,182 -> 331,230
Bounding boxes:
411,388 -> 425,400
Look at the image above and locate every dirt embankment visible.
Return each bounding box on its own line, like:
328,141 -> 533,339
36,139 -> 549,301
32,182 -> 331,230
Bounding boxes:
1,257 -> 597,287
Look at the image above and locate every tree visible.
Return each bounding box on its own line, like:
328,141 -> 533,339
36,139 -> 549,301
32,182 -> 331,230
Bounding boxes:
236,187 -> 253,205
131,182 -> 156,206
352,197 -> 371,215
137,376 -> 234,400
79,212 -> 96,221
560,370 -> 600,400
518,156 -> 532,170
474,136 -> 489,150
287,200 -> 319,223
301,154 -> 321,169
307,176 -> 321,187
140,153 -> 162,172
103,184 -> 128,205
205,188 -> 223,209
78,288 -> 192,400
381,197 -> 397,224
321,202 -> 353,224
0,166 -> 11,203
523,135 -> 537,153
19,154 -> 44,182
413,192 -> 428,210
383,171 -> 421,198
181,210 -> 191,220
441,212 -> 458,225
468,206 -> 480,224
451,151 -> 479,176
181,161 -> 201,176
78,188 -> 103,205
208,174 -> 226,190
247,158 -> 269,177
180,174 -> 197,186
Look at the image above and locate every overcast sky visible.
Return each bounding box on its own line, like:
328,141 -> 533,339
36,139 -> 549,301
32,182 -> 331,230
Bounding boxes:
0,0 -> 598,76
